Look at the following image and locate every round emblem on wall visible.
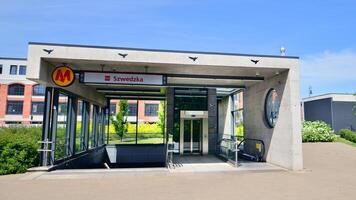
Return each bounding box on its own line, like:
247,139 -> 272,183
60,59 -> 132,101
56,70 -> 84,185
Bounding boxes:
264,88 -> 281,128
51,65 -> 75,87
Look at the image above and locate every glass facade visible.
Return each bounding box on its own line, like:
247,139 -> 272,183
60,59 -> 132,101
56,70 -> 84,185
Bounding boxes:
173,88 -> 208,146
109,100 -> 164,144
54,94 -> 68,160
232,91 -> 244,139
75,100 -> 84,153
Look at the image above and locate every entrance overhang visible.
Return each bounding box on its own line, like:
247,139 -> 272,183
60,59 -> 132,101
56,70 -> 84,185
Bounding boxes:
27,42 -> 303,171
27,42 -> 297,105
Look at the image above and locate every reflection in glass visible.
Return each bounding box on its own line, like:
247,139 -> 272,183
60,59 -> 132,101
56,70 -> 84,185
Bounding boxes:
265,89 -> 280,128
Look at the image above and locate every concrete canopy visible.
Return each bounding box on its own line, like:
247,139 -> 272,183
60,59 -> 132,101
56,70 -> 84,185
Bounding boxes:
27,42 -> 298,106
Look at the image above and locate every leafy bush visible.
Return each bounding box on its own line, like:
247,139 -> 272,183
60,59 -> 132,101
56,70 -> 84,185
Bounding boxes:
0,126 -> 41,175
339,129 -> 356,143
302,121 -> 336,142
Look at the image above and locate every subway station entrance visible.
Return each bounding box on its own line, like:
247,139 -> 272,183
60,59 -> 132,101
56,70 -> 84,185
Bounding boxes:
27,42 -> 303,171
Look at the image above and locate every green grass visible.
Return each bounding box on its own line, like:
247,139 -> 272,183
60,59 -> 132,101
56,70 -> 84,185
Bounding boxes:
335,137 -> 356,147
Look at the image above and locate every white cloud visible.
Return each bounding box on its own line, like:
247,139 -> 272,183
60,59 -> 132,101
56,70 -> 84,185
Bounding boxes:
301,50 -> 356,81
300,50 -> 356,97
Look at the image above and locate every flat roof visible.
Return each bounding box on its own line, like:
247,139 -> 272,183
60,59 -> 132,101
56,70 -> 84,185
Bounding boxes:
303,93 -> 356,102
0,57 -> 27,61
28,42 -> 299,59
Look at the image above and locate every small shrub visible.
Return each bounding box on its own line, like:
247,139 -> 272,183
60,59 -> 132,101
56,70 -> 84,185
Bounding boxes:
0,126 -> 41,175
339,129 -> 356,143
302,121 -> 336,142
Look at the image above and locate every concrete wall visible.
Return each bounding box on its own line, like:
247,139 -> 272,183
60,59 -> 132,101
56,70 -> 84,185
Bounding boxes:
53,145 -> 108,170
43,61 -> 106,106
244,69 -> 303,170
106,144 -> 166,167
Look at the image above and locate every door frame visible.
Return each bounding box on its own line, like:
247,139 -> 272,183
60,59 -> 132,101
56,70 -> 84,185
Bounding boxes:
179,110 -> 209,155
182,119 -> 203,154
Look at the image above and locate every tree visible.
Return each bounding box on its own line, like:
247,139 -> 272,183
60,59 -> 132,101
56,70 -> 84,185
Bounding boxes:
110,100 -> 128,141
157,101 -> 165,135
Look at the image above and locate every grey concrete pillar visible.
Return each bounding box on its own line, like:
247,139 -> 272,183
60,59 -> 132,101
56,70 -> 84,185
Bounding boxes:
208,88 -> 218,154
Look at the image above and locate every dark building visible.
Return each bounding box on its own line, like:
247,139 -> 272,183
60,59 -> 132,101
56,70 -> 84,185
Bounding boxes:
303,93 -> 356,132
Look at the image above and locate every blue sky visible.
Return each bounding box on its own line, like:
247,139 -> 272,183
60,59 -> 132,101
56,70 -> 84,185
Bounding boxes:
0,0 -> 355,97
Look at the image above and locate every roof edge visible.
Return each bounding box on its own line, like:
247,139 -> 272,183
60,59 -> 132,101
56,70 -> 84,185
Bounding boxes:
28,42 -> 300,59
0,57 -> 27,61
303,93 -> 356,102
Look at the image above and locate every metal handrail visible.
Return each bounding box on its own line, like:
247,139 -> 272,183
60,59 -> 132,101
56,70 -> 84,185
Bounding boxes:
236,138 -> 265,162
217,138 -> 239,167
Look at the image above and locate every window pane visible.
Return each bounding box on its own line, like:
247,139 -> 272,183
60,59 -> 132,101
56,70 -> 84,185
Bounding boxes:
8,84 -> 24,95
32,84 -> 46,96
55,94 -> 68,160
144,104 -> 158,116
10,65 -> 17,75
233,91 -> 244,139
98,108 -> 104,145
109,103 -> 116,116
31,102 -> 44,115
19,65 -> 26,75
75,100 -> 83,153
0,65 -> 2,74
127,103 -> 137,116
88,104 -> 93,148
6,101 -> 23,114
138,101 -> 164,144
109,100 -> 136,144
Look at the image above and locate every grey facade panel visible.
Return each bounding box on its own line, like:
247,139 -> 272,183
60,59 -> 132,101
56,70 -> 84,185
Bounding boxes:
208,89 -> 218,154
304,98 -> 333,126
332,102 -> 356,132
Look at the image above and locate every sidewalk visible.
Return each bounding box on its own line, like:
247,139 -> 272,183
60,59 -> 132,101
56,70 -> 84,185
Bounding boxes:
0,143 -> 356,200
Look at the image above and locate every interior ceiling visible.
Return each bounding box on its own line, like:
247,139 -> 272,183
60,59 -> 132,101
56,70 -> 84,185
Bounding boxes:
46,58 -> 285,99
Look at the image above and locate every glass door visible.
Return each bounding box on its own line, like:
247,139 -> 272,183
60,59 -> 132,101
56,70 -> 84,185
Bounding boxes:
183,119 -> 202,154
183,120 -> 191,153
192,119 -> 202,153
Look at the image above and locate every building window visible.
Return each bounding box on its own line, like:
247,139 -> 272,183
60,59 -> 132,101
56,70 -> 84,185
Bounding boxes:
32,84 -> 46,96
31,102 -> 44,115
127,103 -> 137,116
0,64 -> 3,74
19,65 -> 26,75
8,84 -> 24,95
6,101 -> 23,115
144,104 -> 158,116
58,103 -> 68,115
10,65 -> 17,75
110,103 -> 116,115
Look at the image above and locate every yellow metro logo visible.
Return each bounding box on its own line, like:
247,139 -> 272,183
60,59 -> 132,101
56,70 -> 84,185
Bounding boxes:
52,66 -> 75,87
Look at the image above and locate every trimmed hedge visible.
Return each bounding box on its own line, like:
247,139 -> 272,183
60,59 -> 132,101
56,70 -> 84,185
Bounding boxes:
339,129 -> 356,143
0,126 -> 41,175
302,121 -> 336,142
